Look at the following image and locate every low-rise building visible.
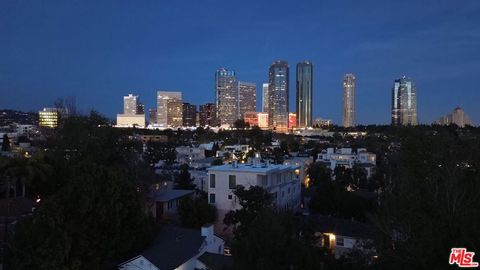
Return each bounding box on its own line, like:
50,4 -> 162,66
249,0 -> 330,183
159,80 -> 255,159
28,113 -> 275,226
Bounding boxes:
207,161 -> 301,234
176,146 -> 206,164
118,225 -> 225,270
317,148 -> 376,178
146,189 -> 194,221
309,215 -> 374,259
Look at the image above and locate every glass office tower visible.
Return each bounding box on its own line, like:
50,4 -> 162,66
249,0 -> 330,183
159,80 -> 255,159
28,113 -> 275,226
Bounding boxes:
215,68 -> 238,126
391,76 -> 417,126
268,60 -> 289,132
296,61 -> 313,128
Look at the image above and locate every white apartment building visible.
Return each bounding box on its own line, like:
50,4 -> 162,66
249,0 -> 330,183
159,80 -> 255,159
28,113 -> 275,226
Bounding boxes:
317,148 -> 376,178
175,146 -> 206,164
207,161 -> 301,233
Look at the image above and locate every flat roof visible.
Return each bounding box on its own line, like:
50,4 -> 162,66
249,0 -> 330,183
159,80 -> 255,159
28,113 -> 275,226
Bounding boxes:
208,163 -> 299,174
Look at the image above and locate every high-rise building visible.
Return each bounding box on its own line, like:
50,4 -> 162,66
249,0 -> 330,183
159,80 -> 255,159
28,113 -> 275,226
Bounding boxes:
182,103 -> 197,127
296,61 -> 313,128
117,94 -> 145,127
167,101 -> 183,127
262,83 -> 269,112
268,60 -> 289,132
157,91 -> 182,127
435,107 -> 473,127
123,94 -> 139,115
39,108 -> 60,128
238,81 -> 257,120
199,103 -> 217,127
391,76 -> 417,126
342,74 -> 356,127
148,109 -> 157,125
215,68 -> 238,126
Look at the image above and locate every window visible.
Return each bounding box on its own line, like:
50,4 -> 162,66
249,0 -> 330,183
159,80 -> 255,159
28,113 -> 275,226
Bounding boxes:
336,237 -> 344,247
229,175 -> 236,189
210,174 -> 216,188
228,194 -> 233,200
209,193 -> 216,204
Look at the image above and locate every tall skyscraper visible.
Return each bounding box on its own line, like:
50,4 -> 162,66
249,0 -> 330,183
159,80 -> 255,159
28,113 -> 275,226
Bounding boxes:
215,68 -> 238,126
199,103 -> 217,127
157,91 -> 182,127
167,101 -> 183,127
123,94 -> 139,115
238,81 -> 257,119
117,94 -> 145,127
262,83 -> 269,112
296,61 -> 313,128
342,73 -> 356,127
268,60 -> 289,132
182,103 -> 197,127
391,76 -> 417,126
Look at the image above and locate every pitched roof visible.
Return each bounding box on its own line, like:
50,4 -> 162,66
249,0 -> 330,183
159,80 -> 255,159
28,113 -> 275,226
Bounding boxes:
309,215 -> 373,239
151,189 -> 194,202
198,252 -> 233,270
137,226 -> 206,270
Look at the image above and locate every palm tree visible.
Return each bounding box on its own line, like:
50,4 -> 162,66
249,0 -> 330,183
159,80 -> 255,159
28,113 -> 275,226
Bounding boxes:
0,155 -> 51,198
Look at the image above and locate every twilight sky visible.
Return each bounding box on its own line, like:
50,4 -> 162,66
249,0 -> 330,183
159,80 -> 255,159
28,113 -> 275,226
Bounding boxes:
1,0 -> 479,125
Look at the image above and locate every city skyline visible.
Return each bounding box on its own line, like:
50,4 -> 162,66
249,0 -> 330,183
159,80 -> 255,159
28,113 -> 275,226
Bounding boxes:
1,1 -> 479,124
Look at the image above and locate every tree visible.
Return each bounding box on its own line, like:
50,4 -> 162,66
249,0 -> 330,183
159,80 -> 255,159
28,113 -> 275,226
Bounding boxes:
174,164 -> 196,190
334,166 -> 353,188
307,162 -> 332,186
8,163 -> 154,270
211,158 -> 224,166
231,209 -> 324,270
233,119 -> 248,130
2,134 -> 10,152
143,141 -> 176,166
371,128 -> 480,270
178,196 -> 217,228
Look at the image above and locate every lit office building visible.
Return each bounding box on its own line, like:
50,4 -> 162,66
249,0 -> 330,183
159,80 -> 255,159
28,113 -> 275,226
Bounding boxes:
268,60 -> 289,132
296,61 -> 313,128
148,109 -> 157,125
38,108 -> 60,128
157,91 -> 182,127
391,76 -> 417,126
262,83 -> 269,112
244,111 -> 258,127
117,94 -> 146,127
182,103 -> 197,127
167,101 -> 183,127
215,68 -> 238,126
238,81 -> 257,120
199,103 -> 217,127
257,112 -> 269,129
289,112 -> 297,129
342,74 -> 356,127
435,107 -> 473,128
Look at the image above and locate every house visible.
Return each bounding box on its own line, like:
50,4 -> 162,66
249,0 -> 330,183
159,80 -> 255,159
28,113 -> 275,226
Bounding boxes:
317,148 -> 376,178
207,160 -> 301,235
147,189 -> 194,221
309,215 -> 374,259
118,225 -> 225,270
176,146 -> 206,164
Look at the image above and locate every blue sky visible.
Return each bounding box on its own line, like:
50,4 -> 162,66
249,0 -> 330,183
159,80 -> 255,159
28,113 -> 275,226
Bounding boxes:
1,0 -> 479,124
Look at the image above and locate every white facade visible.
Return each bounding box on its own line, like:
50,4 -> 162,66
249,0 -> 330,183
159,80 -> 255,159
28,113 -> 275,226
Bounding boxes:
116,114 -> 146,128
119,225 -> 224,270
317,148 -> 376,178
207,162 -> 301,233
